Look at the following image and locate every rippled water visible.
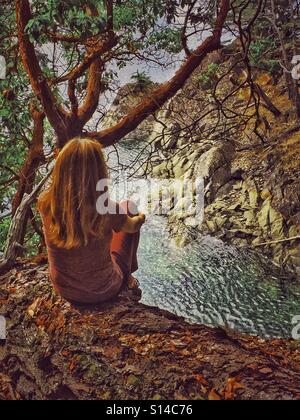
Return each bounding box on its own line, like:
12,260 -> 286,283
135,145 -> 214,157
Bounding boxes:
106,140 -> 300,339
138,217 -> 300,338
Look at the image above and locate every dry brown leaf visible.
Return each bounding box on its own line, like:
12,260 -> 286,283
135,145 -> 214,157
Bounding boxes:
36,315 -> 48,328
247,363 -> 258,370
223,377 -> 244,400
194,374 -> 209,386
0,373 -> 11,384
256,73 -> 272,86
69,357 -> 79,371
171,339 -> 187,349
259,367 -> 273,375
27,298 -> 41,318
208,388 -> 222,401
174,391 -> 189,400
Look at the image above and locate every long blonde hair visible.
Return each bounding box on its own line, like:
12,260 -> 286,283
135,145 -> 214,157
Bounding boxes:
38,137 -> 108,249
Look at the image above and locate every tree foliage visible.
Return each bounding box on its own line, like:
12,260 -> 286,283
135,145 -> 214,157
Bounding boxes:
1,0 -> 300,266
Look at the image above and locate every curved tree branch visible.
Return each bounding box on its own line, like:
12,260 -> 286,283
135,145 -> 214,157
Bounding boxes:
86,0 -> 230,147
65,2 -> 116,132
181,0 -> 198,57
77,60 -> 104,125
52,33 -> 118,85
16,0 -> 230,149
16,0 -> 69,146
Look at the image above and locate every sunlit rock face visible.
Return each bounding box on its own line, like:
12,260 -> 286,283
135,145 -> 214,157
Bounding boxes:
117,44 -> 300,278
107,40 -> 299,277
102,82 -> 160,142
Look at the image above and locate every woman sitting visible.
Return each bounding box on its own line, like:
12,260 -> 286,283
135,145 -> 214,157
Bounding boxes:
38,137 -> 145,304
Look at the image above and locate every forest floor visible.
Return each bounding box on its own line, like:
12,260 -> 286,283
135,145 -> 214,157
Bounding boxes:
0,263 -> 300,400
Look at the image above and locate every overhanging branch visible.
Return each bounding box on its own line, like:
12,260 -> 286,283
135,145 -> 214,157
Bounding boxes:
86,0 -> 230,147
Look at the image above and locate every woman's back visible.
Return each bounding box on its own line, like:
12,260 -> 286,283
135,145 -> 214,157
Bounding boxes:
40,203 -> 126,304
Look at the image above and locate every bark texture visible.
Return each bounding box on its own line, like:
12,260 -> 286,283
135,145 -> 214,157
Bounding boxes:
12,107 -> 45,215
0,174 -> 51,276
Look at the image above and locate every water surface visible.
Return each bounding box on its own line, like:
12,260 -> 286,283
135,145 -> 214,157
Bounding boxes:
106,140 -> 300,339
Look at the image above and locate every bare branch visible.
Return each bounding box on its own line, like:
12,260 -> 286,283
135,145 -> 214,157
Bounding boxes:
86,0 -> 231,147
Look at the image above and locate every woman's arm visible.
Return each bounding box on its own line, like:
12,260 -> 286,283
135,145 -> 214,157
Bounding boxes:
121,213 -> 146,233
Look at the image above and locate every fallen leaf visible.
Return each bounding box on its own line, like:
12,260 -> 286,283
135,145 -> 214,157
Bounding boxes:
127,375 -> 140,386
194,374 -> 209,386
174,391 -> 188,400
27,298 -> 41,318
171,339 -> 187,349
208,388 -> 222,401
91,345 -> 123,360
69,358 -> 78,371
259,367 -> 273,375
256,73 -> 272,86
222,377 -> 244,400
0,373 -> 11,384
247,363 -> 258,370
66,380 -> 91,394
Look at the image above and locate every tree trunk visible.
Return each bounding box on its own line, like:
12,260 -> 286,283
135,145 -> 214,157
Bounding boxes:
0,172 -> 51,275
9,108 -> 46,250
288,0 -> 300,118
16,0 -> 230,149
12,108 -> 45,215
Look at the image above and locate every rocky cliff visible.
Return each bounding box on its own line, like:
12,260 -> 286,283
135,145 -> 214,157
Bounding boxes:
102,82 -> 159,142
104,43 -> 300,279
149,46 -> 300,279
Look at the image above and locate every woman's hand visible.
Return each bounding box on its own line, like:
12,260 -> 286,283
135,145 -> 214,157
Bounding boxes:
122,213 -> 146,233
137,213 -> 146,227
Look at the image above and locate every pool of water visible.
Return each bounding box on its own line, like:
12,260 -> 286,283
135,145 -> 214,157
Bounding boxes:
138,216 -> 300,338
106,140 -> 300,339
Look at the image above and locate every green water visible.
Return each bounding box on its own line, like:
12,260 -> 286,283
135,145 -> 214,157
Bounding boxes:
107,140 -> 300,339
138,216 -> 300,338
